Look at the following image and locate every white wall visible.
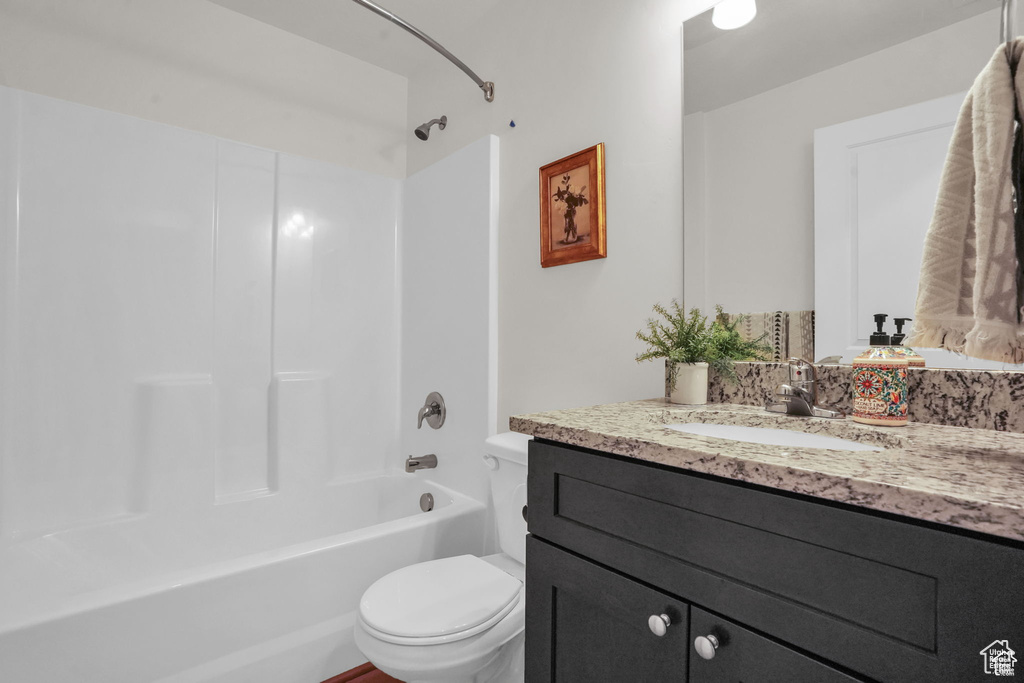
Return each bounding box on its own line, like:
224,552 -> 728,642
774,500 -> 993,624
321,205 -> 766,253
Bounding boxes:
0,86 -> 400,538
0,0 -> 408,178
399,136 -> 498,506
684,10 -> 997,313
405,0 -> 687,425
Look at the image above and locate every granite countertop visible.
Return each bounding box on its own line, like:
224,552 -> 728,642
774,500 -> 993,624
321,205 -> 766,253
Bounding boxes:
510,400 -> 1024,542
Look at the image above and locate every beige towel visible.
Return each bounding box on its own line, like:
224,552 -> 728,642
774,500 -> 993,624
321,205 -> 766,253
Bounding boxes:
786,310 -> 815,362
726,311 -> 815,362
907,40 -> 1024,363
727,312 -> 785,361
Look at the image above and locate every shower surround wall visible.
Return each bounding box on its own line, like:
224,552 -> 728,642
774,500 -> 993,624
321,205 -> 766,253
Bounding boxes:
0,85 -> 400,538
0,86 -> 498,680
399,136 -> 499,506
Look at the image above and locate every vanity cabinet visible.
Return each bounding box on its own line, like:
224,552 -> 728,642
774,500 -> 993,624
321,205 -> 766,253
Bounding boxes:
525,439 -> 1024,682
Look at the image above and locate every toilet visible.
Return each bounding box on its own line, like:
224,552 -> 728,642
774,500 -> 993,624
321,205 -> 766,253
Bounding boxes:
353,432 -> 531,683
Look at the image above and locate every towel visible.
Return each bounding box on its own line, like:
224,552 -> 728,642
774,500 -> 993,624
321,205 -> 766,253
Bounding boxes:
907,39 -> 1024,363
727,312 -> 785,361
786,310 -> 815,362
726,310 -> 815,362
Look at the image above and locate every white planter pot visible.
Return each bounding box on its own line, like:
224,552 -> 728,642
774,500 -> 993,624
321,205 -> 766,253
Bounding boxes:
666,361 -> 709,405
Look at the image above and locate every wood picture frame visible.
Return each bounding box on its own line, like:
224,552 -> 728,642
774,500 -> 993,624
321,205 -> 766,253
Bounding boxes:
539,143 -> 606,267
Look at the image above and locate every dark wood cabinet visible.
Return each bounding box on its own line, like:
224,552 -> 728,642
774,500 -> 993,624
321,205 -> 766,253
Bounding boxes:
525,438 -> 1024,683
527,538 -> 689,682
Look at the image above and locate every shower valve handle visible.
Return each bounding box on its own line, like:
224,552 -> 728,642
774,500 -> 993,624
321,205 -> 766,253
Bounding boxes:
417,391 -> 446,429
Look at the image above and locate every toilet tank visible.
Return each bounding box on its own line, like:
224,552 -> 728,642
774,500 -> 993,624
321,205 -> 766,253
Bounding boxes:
483,432 -> 531,565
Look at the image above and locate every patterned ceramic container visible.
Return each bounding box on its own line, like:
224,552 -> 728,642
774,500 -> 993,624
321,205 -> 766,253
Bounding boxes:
852,348 -> 909,426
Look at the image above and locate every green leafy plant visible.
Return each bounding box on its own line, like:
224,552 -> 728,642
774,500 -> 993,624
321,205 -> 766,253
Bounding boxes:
635,301 -> 772,388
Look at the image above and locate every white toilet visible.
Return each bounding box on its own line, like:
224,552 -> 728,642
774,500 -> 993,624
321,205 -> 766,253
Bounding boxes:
354,432 -> 531,683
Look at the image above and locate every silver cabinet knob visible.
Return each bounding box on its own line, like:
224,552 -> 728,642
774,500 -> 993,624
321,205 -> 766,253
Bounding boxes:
648,613 -> 671,637
694,634 -> 720,660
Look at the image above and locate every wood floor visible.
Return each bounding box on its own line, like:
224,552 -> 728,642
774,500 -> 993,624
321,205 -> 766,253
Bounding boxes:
321,661 -> 403,683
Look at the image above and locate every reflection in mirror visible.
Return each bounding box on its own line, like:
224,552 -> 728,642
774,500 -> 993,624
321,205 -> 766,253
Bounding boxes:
683,0 -> 1024,369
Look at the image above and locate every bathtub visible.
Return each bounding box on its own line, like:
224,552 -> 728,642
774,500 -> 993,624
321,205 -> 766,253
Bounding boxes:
0,473 -> 487,682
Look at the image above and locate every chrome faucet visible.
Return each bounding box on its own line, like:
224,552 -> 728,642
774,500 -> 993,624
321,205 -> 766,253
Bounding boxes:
766,358 -> 843,419
405,454 -> 438,472
417,391 -> 446,429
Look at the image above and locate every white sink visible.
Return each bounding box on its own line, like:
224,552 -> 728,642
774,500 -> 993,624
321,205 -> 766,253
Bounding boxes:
666,423 -> 883,452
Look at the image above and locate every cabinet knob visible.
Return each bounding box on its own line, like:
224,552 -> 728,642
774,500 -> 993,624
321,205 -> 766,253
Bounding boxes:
647,613 -> 671,637
694,634 -> 720,660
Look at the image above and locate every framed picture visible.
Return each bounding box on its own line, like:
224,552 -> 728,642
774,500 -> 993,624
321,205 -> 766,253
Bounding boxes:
539,143 -> 606,267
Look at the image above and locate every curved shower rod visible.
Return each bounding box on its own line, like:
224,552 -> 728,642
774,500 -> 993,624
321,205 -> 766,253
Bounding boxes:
349,0 -> 495,102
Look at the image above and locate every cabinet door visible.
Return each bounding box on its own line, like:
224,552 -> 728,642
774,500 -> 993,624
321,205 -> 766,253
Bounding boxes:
689,607 -> 864,683
527,536 -> 689,682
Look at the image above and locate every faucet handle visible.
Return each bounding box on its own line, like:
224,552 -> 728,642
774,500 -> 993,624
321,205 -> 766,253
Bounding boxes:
787,357 -> 817,384
417,403 -> 438,429
417,391 -> 446,430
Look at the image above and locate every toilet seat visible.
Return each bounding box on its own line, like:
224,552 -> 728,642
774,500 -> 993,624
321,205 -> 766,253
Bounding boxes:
359,555 -> 523,646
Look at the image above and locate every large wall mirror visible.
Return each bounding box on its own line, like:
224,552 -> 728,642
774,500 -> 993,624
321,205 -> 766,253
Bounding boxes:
682,0 -> 1024,370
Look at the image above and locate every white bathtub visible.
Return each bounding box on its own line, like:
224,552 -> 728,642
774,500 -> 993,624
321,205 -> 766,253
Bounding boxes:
0,473 -> 487,682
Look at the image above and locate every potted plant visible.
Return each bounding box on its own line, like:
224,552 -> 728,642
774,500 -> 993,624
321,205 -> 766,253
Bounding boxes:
635,301 -> 772,404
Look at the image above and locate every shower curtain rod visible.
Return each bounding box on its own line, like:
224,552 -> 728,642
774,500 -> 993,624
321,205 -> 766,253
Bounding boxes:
349,0 -> 495,102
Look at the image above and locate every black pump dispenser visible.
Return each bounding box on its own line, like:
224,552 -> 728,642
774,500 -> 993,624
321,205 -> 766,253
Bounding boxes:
870,313 -> 890,346
892,317 -> 912,346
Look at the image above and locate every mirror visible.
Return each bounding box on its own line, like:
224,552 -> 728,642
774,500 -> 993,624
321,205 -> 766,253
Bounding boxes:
682,0 -> 1024,369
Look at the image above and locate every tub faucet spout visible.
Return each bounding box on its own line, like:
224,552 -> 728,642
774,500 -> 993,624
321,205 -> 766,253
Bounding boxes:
405,454 -> 438,472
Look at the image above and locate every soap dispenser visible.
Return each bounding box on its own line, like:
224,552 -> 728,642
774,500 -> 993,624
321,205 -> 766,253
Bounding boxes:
891,317 -> 926,368
851,314 -> 909,426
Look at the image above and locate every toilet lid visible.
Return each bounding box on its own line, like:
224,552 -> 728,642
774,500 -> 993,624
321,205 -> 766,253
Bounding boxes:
359,555 -> 522,641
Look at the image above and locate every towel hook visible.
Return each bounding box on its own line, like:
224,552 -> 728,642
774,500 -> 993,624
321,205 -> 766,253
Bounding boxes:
1002,0 -> 1018,67
1002,0 -> 1016,45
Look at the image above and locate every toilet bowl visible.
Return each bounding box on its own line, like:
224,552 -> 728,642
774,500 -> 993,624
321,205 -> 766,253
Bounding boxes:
354,553 -> 525,683
353,433 -> 530,683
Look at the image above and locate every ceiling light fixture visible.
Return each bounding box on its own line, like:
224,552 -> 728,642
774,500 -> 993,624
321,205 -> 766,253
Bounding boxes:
712,0 -> 757,30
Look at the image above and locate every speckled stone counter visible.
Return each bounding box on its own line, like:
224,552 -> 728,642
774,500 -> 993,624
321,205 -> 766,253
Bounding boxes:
510,400 -> 1024,542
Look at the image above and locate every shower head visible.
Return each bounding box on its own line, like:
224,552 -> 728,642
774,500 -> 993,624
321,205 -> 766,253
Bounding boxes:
415,115 -> 447,141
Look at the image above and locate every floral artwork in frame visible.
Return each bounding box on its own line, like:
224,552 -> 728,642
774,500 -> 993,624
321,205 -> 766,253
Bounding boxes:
539,143 -> 606,267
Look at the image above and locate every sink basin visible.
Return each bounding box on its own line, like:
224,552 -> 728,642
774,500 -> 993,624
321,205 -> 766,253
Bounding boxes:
666,423 -> 884,452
